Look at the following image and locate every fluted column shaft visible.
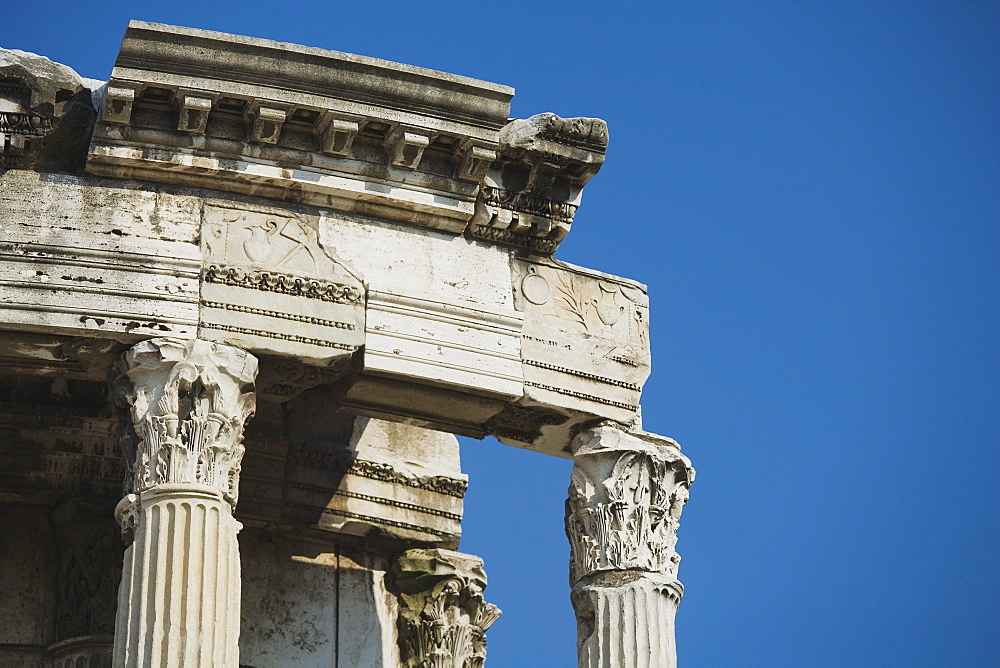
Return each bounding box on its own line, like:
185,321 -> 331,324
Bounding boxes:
110,338 -> 257,668
566,426 -> 694,668
113,485 -> 241,666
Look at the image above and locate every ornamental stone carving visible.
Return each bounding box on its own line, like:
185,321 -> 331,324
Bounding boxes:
566,425 -> 694,668
469,112 -> 608,253
566,426 -> 693,584
392,549 -> 502,668
112,337 -> 258,507
110,338 -> 257,668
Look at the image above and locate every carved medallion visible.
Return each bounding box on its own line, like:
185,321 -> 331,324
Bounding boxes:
512,258 -> 650,421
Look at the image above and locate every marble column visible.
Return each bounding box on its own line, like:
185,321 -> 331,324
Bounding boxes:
392,548 -> 502,668
109,338 -> 257,668
565,425 -> 694,668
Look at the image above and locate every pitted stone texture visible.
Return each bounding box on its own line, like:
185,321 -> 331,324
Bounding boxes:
0,48 -> 96,172
0,171 -> 200,342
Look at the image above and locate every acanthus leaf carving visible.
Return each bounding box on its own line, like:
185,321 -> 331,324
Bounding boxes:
565,426 -> 694,585
392,549 -> 501,668
112,338 -> 257,509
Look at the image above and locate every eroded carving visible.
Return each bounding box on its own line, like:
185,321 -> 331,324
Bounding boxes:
566,426 -> 694,584
112,338 -> 258,508
203,264 -> 363,303
468,113 -> 608,253
392,549 -> 502,668
513,259 -> 649,424
255,357 -> 353,400
566,426 -> 694,668
1,48 -> 96,171
200,203 -> 366,362
483,403 -> 568,444
287,446 -> 468,498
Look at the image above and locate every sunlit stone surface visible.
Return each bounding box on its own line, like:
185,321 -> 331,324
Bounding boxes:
0,22 -> 693,667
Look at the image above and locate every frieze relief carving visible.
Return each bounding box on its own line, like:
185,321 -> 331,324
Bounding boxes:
202,265 -> 363,304
512,258 -> 650,422
566,426 -> 694,585
392,549 -> 502,668
287,445 -> 469,498
200,203 -> 366,363
111,338 -> 258,508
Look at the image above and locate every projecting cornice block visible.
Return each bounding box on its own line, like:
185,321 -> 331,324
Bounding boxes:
86,21 -> 514,233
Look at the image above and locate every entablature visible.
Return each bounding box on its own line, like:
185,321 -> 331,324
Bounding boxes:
1,27 -> 647,458
84,22 -> 607,255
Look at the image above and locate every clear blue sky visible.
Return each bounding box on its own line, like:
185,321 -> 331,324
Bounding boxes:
5,1 -> 998,665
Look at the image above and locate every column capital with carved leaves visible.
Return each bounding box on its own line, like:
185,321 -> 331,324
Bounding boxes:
392,548 -> 502,668
566,424 -> 695,668
110,337 -> 257,668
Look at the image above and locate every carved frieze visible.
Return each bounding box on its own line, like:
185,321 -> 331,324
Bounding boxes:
283,444 -> 467,546
511,257 -> 650,437
565,426 -> 694,585
112,338 -> 258,508
392,549 -> 501,668
200,202 -> 365,365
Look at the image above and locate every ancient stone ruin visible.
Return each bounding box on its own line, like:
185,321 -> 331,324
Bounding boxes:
0,22 -> 695,667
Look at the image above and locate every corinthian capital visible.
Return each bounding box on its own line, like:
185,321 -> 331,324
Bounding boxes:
566,425 -> 694,584
392,549 -> 502,668
113,338 -> 257,507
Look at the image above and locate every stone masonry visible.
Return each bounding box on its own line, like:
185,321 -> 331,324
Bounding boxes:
0,22 -> 695,667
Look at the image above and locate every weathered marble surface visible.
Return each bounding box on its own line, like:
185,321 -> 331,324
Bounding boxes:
566,426 -> 695,668
87,21 -> 513,233
0,166 -> 650,456
0,49 -> 96,172
0,23 -> 695,668
392,549 -> 501,668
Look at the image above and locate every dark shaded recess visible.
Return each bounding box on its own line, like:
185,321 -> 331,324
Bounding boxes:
34,88 -> 96,174
280,385 -> 357,528
0,372 -> 110,416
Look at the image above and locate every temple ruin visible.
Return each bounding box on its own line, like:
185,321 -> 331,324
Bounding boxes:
0,22 -> 695,667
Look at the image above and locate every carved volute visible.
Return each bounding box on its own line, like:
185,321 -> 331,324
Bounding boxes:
392,549 -> 502,668
566,426 -> 694,585
112,337 -> 258,508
